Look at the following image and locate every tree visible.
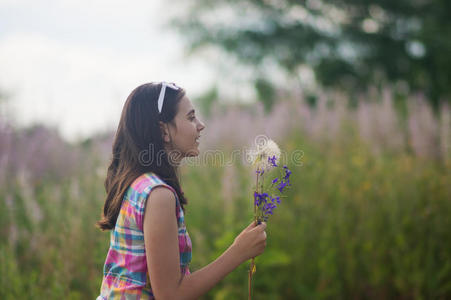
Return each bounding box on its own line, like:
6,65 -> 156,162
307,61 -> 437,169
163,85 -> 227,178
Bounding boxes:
170,0 -> 451,107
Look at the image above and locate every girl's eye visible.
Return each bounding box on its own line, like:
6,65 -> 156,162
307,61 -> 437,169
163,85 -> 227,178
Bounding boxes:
190,116 -> 196,121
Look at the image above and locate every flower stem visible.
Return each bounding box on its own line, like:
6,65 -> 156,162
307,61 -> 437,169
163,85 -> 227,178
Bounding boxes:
248,170 -> 260,300
248,259 -> 254,300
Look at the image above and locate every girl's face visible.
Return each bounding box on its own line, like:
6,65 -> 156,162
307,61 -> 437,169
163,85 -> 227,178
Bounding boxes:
161,96 -> 206,161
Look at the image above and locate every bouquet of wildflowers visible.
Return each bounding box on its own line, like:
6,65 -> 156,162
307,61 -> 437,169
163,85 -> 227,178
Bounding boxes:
247,136 -> 292,300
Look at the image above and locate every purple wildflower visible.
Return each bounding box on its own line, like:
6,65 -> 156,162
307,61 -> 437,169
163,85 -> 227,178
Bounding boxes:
277,178 -> 291,193
261,193 -> 269,205
272,196 -> 281,204
277,181 -> 286,192
254,192 -> 270,207
263,203 -> 277,216
254,191 -> 260,206
284,168 -> 292,180
268,155 -> 278,167
254,159 -> 292,223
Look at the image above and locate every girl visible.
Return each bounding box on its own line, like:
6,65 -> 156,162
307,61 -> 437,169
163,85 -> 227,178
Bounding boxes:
96,82 -> 267,299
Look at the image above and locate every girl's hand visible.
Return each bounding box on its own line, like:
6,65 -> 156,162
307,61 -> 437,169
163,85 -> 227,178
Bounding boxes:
231,221 -> 267,262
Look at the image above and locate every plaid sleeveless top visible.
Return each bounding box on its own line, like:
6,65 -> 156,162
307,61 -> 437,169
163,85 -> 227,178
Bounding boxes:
97,172 -> 192,300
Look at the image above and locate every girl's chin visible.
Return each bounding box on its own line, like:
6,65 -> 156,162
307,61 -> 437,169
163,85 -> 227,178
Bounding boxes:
185,147 -> 200,157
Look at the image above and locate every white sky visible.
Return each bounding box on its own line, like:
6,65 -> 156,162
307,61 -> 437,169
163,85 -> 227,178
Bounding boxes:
0,0 -> 258,142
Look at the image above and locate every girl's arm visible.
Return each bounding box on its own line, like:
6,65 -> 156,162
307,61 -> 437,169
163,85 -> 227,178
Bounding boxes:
143,187 -> 266,300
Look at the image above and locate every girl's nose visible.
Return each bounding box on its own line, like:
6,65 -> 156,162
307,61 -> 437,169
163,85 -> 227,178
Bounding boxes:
198,119 -> 206,131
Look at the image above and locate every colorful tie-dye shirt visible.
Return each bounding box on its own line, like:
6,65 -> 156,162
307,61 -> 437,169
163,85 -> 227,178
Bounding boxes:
97,172 -> 192,300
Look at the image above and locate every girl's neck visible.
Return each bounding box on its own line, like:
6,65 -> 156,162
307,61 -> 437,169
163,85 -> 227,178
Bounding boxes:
166,149 -> 183,168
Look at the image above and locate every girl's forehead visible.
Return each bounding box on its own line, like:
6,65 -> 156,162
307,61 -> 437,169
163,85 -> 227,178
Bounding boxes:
177,96 -> 194,114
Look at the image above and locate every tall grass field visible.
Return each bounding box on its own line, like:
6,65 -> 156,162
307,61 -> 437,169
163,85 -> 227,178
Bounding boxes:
1,89 -> 450,299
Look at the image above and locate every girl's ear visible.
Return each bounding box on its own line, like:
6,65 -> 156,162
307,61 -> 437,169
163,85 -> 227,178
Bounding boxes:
159,121 -> 171,143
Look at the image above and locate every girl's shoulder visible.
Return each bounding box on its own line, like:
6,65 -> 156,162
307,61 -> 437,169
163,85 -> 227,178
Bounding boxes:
129,172 -> 162,192
130,172 -> 178,200
123,172 -> 180,229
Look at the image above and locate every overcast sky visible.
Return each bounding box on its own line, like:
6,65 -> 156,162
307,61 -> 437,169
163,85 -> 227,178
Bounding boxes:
0,0 -> 258,141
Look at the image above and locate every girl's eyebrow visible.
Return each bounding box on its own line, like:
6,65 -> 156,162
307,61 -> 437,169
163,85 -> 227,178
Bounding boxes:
186,109 -> 195,116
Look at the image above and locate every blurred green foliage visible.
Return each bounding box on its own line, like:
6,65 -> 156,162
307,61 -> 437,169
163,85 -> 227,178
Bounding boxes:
1,126 -> 450,299
193,85 -> 219,118
255,78 -> 276,114
171,0 -> 451,107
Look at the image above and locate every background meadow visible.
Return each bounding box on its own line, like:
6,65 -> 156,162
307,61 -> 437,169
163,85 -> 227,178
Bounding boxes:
1,0 -> 451,299
1,87 -> 450,299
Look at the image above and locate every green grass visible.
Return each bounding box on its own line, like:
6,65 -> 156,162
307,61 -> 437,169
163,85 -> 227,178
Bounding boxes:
1,129 -> 450,299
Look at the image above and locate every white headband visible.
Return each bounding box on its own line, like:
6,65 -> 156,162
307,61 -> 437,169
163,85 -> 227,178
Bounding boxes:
157,82 -> 180,114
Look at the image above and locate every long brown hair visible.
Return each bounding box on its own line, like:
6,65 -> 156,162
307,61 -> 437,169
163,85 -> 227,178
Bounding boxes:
97,82 -> 188,230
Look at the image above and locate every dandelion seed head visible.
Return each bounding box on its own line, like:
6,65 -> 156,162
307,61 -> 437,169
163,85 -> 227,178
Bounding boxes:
248,138 -> 281,171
